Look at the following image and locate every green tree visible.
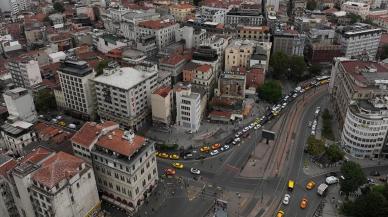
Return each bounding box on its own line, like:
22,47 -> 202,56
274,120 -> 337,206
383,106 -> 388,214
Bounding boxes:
342,190 -> 388,217
325,144 -> 344,163
53,2 -> 65,13
347,13 -> 362,24
270,52 -> 289,79
306,136 -> 325,157
340,161 -> 367,196
34,89 -> 57,112
380,44 -> 388,60
96,59 -> 110,76
322,109 -> 335,140
258,80 -> 282,103
306,0 -> 317,10
289,55 -> 307,81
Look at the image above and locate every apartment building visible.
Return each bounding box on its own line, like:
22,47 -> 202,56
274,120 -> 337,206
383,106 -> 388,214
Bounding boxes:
225,40 -> 256,72
266,0 -> 280,11
3,87 -> 37,123
0,34 -> 22,54
136,19 -> 179,50
329,58 -> 388,127
93,64 -> 158,130
1,0 -> 30,16
175,26 -> 207,49
120,11 -> 160,40
175,83 -> 202,132
91,130 -> 158,214
341,2 -> 370,18
151,86 -> 172,127
238,26 -> 270,41
170,3 -> 195,22
159,54 -> 189,85
192,64 -> 215,97
96,34 -> 127,54
291,0 -> 307,18
200,5 -> 230,24
6,59 -> 42,89
0,155 -> 18,217
215,71 -> 246,99
273,29 -> 306,56
192,46 -> 222,76
341,98 -> 388,159
71,121 -> 119,163
58,60 -> 96,120
0,120 -> 37,156
226,7 -> 264,27
336,23 -> 382,60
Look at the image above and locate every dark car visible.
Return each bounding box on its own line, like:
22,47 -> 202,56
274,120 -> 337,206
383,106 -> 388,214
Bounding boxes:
225,138 -> 234,145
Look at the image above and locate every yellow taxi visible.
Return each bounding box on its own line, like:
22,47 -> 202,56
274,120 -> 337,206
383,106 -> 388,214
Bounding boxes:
300,197 -> 308,209
169,154 -> 180,160
211,143 -> 221,150
200,146 -> 210,152
164,168 -> 176,176
276,210 -> 284,217
58,121 -> 66,127
306,180 -> 316,190
158,152 -> 169,159
172,162 -> 184,169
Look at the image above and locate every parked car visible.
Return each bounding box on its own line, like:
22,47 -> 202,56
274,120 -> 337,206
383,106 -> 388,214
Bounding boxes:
210,150 -> 220,156
190,168 -> 200,175
325,176 -> 339,185
282,194 -> 291,205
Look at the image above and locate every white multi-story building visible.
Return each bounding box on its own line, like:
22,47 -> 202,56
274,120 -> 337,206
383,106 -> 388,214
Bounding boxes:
6,59 -> 42,89
120,11 -> 160,40
175,83 -> 201,132
71,121 -> 119,163
93,64 -> 158,130
0,0 -> 30,16
175,26 -> 207,49
136,19 -> 179,50
341,2 -> 370,18
6,147 -> 101,217
0,120 -> 37,156
96,34 -> 128,54
341,98 -> 388,159
58,60 -> 96,120
200,6 -> 230,24
91,129 -> 158,214
337,23 -> 382,59
3,87 -> 37,123
0,34 -> 22,54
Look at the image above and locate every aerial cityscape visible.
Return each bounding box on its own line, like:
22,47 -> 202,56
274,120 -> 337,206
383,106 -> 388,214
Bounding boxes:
0,0 -> 388,217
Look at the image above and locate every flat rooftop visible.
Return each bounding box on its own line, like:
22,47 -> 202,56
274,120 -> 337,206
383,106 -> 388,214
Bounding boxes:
93,67 -> 157,90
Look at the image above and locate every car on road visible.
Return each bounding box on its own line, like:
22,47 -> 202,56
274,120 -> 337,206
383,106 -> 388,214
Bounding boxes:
164,168 -> 176,176
306,180 -> 316,190
169,154 -> 180,160
292,93 -> 298,98
183,153 -> 193,160
51,118 -> 58,123
56,115 -> 63,120
172,162 -> 184,169
281,103 -> 287,109
58,121 -> 66,127
200,146 -> 210,152
311,130 -> 316,135
276,210 -> 284,217
308,121 -> 312,127
288,180 -> 295,191
158,152 -> 169,159
242,127 -> 249,133
232,138 -> 241,145
190,168 -> 200,175
282,194 -> 291,205
325,176 -> 339,185
211,143 -> 221,150
210,150 -> 220,156
300,197 -> 308,209
220,145 -> 230,151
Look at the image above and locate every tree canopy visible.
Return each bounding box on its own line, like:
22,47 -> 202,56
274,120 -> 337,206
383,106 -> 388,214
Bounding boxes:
34,89 -> 57,112
270,52 -> 289,79
325,144 -> 344,163
258,80 -> 282,103
289,55 -> 307,81
270,52 -> 308,81
53,2 -> 65,13
321,108 -> 335,140
306,135 -> 325,157
306,0 -> 317,10
340,161 -> 367,195
96,59 -> 110,76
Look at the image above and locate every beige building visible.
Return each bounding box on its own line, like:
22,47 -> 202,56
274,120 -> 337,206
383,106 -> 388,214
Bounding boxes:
341,1 -> 370,18
170,3 -> 195,22
329,58 -> 388,127
151,86 -> 172,127
91,129 -> 158,214
238,26 -> 270,41
225,40 -> 256,72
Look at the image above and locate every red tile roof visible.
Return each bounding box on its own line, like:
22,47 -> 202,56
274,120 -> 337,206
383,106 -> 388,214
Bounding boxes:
32,152 -> 84,188
20,147 -> 52,164
171,3 -> 195,10
196,64 -> 212,72
71,121 -> 118,149
340,60 -> 388,83
138,19 -> 176,30
153,86 -> 171,97
160,54 -> 186,65
96,129 -> 145,157
209,110 -> 232,118
0,157 -> 17,177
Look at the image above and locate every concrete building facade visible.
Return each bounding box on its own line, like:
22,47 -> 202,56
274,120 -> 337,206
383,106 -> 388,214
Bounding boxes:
175,83 -> 201,132
3,87 -> 37,123
151,86 -> 172,127
6,59 -> 42,89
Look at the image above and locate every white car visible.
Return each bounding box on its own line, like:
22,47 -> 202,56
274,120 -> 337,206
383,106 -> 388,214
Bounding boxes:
281,103 -> 287,108
210,150 -> 219,156
56,115 -> 63,120
292,93 -> 298,98
220,145 -> 230,151
311,130 -> 316,135
326,176 -> 339,185
190,168 -> 201,175
283,194 -> 291,205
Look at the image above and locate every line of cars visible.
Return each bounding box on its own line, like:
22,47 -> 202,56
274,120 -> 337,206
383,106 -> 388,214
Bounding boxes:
309,107 -> 320,136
